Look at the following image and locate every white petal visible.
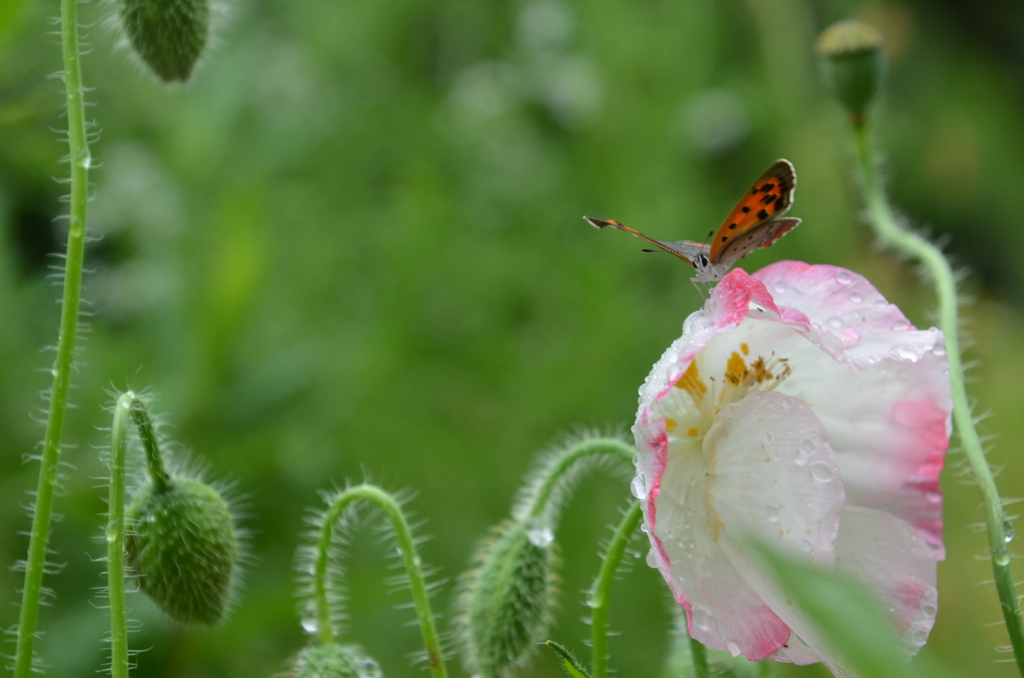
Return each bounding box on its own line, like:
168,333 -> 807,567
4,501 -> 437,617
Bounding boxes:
648,391 -> 844,659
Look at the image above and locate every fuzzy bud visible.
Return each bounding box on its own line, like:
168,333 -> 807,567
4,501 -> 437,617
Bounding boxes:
455,519 -> 560,678
118,0 -> 209,82
816,20 -> 886,122
126,476 -> 238,625
283,643 -> 382,678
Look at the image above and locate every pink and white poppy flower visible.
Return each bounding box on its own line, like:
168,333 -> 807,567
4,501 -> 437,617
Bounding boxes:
631,261 -> 950,675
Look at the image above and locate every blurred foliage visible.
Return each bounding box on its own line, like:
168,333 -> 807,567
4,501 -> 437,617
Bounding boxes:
2,0 -> 1024,677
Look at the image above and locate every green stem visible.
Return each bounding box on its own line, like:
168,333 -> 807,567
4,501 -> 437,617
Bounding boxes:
527,437 -> 636,519
590,501 -> 643,678
313,484 -> 448,678
129,401 -> 170,493
106,394 -> 134,678
852,121 -> 1024,674
687,634 -> 710,678
13,0 -> 91,671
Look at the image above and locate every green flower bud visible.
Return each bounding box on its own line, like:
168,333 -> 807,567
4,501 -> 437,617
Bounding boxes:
816,20 -> 886,123
126,475 -> 238,625
118,0 -> 209,82
283,643 -> 382,678
455,519 -> 560,678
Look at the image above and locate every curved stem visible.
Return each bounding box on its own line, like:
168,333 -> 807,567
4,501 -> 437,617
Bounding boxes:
852,121 -> 1024,675
313,484 -> 448,678
527,437 -> 635,519
129,400 -> 170,493
589,500 -> 643,678
107,394 -> 134,678
13,0 -> 90,671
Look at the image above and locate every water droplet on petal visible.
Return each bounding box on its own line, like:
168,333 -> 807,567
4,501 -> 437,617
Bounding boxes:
932,345 -> 947,357
630,474 -> 647,500
836,271 -> 852,285
725,641 -> 741,657
300,617 -> 318,634
921,602 -> 937,619
645,549 -> 658,568
764,430 -> 774,444
774,281 -> 788,294
874,299 -> 887,309
911,629 -> 929,646
892,320 -> 910,332
779,399 -> 793,410
795,439 -> 815,466
850,291 -> 863,303
765,506 -> 780,524
809,461 -> 836,483
925,490 -> 942,505
691,607 -> 711,630
828,317 -> 844,330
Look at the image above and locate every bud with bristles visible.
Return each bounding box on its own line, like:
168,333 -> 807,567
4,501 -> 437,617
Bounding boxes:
454,519 -> 560,678
126,475 -> 238,625
816,19 -> 886,124
118,0 -> 209,82
282,643 -> 383,678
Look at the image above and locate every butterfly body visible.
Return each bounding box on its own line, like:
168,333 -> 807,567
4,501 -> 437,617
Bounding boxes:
586,159 -> 800,283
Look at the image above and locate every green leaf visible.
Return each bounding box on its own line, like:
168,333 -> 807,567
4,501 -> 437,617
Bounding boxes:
544,640 -> 592,678
753,541 -> 961,678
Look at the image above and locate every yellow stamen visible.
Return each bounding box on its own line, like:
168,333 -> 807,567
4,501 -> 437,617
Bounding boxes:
674,360 -> 708,399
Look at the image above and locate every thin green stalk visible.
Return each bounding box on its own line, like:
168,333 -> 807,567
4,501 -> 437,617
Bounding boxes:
106,394 -> 134,678
129,401 -> 170,493
589,501 -> 644,678
852,121 -> 1024,674
527,437 -> 636,519
13,0 -> 91,670
313,484 -> 448,678
687,633 -> 710,678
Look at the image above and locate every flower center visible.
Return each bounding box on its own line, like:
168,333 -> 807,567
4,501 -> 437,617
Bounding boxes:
663,342 -> 791,439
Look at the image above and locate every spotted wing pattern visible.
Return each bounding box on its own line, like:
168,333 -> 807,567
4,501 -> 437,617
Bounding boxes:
708,159 -> 797,263
715,217 -> 801,269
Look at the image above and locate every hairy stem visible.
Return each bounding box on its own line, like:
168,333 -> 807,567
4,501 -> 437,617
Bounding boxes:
589,501 -> 643,678
106,394 -> 135,678
313,484 -> 448,678
851,121 -> 1024,674
527,436 -> 636,519
13,0 -> 91,671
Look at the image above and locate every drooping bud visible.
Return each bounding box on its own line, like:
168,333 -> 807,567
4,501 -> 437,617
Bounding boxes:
125,475 -> 238,625
454,519 -> 560,678
283,643 -> 382,678
816,20 -> 886,123
118,0 -> 209,82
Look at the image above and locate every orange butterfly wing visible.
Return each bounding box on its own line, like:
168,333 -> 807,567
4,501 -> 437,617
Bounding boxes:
708,159 -> 797,263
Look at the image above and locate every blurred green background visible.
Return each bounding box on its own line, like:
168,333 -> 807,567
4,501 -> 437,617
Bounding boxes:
2,0 -> 1024,676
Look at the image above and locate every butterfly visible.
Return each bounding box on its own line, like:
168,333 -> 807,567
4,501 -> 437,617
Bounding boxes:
585,159 -> 800,284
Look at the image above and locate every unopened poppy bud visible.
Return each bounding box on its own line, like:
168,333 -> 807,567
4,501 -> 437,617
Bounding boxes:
284,643 -> 382,678
816,20 -> 886,123
126,475 -> 238,625
455,519 -> 560,678
118,0 -> 209,82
